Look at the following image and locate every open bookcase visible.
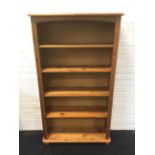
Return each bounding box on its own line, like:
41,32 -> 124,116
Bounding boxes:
29,13 -> 123,143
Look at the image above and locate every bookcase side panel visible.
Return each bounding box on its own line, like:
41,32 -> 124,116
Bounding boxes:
31,18 -> 48,138
106,17 -> 122,138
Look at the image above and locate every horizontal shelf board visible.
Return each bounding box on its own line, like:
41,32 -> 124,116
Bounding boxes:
43,133 -> 111,143
39,44 -> 114,48
42,67 -> 112,73
46,111 -> 108,118
44,90 -> 110,97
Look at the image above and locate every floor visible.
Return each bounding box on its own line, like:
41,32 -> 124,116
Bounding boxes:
19,130 -> 135,155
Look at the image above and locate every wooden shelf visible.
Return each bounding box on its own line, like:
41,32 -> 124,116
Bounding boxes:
42,67 -> 112,73
44,89 -> 110,97
46,111 -> 108,118
43,133 -> 111,143
39,44 -> 114,48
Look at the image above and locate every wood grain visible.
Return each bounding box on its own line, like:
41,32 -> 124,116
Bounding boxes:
105,17 -> 121,138
44,90 -> 110,97
31,20 -> 48,138
42,67 -> 112,73
29,13 -> 124,16
43,133 -> 111,143
39,44 -> 114,48
46,111 -> 108,118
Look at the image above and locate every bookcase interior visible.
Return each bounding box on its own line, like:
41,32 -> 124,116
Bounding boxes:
40,48 -> 112,67
47,118 -> 106,133
45,97 -> 108,112
38,21 -> 115,44
43,73 -> 110,90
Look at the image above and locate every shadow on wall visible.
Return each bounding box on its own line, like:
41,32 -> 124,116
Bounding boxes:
111,21 -> 135,129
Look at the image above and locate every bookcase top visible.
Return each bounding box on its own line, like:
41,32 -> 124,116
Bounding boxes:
28,13 -> 124,17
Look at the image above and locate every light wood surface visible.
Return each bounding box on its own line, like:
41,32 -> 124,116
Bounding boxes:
31,20 -> 48,138
43,133 -> 111,143
39,44 -> 114,48
29,13 -> 123,16
106,17 -> 121,139
42,67 -> 112,73
44,90 -> 110,97
46,111 -> 108,118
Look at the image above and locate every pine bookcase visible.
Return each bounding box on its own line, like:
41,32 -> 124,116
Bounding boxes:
29,13 -> 123,143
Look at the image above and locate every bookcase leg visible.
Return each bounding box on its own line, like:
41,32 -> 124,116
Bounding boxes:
105,135 -> 111,144
42,137 -> 49,144
105,141 -> 111,145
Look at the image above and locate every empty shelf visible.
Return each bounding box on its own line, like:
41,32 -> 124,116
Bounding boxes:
44,90 -> 110,97
43,133 -> 110,143
42,67 -> 112,73
39,44 -> 114,48
46,111 -> 108,118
